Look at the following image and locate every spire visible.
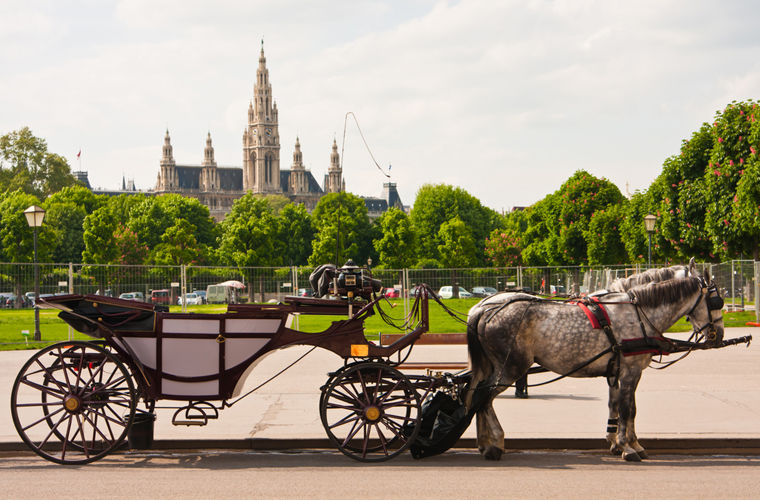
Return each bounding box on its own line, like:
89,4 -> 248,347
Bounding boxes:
329,139 -> 340,171
161,129 -> 175,166
292,137 -> 304,170
202,131 -> 216,167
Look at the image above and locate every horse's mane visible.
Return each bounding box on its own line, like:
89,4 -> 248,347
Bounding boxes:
629,276 -> 701,308
607,265 -> 688,292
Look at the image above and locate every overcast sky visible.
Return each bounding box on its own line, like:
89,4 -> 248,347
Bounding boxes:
1,0 -> 758,213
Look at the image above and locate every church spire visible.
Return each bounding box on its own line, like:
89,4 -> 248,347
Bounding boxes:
202,131 -> 216,167
161,129 -> 175,166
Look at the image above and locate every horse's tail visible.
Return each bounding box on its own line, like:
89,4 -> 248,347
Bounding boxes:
465,304 -> 492,411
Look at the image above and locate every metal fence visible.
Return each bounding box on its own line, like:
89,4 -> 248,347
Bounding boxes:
0,260 -> 755,317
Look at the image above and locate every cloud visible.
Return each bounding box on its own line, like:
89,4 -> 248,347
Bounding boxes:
2,0 -> 760,210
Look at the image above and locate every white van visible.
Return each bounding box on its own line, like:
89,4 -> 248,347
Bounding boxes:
206,284 -> 238,304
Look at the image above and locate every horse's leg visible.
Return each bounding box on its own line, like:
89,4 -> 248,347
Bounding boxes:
606,384 -> 622,456
476,391 -> 506,460
615,365 -> 644,462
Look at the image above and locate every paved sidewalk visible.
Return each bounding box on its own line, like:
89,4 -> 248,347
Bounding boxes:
1,327 -> 757,449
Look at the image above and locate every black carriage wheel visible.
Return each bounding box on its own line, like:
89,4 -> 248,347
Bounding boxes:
320,362 -> 421,462
11,341 -> 137,465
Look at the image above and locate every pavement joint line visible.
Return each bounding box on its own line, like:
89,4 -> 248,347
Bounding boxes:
2,438 -> 760,455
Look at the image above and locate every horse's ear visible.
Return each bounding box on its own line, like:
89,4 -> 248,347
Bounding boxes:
688,257 -> 697,277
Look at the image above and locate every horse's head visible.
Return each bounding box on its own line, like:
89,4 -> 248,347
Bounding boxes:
684,260 -> 725,344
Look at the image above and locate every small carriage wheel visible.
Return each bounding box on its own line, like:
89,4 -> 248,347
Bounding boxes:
11,341 -> 137,465
320,362 -> 421,462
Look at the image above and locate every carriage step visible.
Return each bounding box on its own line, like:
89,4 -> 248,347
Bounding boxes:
172,420 -> 207,426
171,402 -> 219,427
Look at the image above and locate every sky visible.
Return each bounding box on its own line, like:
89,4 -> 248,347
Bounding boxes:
1,0 -> 759,213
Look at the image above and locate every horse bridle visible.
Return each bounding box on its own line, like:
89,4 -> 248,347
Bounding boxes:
685,278 -> 724,342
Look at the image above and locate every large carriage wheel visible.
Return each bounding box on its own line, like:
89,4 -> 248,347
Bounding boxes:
320,362 -> 421,462
11,341 -> 137,465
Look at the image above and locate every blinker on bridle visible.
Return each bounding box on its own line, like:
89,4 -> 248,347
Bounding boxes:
686,279 -> 724,342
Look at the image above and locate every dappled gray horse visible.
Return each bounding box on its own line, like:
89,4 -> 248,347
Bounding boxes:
466,261 -> 724,461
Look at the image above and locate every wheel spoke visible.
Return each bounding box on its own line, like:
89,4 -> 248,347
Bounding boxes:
328,413 -> 361,430
341,417 -> 364,448
21,406 -> 66,433
19,377 -> 66,399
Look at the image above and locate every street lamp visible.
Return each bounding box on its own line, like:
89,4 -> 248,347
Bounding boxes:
367,257 -> 372,270
24,205 -> 45,341
644,213 -> 656,268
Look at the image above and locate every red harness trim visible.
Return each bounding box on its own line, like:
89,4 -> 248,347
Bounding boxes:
570,297 -> 611,330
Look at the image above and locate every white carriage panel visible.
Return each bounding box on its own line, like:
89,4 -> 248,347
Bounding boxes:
118,338 -> 157,369
224,338 -> 270,370
162,318 -> 220,334
161,378 -> 219,397
162,338 -> 219,377
225,318 -> 281,334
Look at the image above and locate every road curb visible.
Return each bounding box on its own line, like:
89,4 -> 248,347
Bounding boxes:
2,438 -> 759,455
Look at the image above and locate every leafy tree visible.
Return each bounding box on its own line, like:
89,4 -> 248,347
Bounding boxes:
44,185 -> 106,263
0,127 -> 77,198
309,192 -> 373,266
217,194 -> 281,267
152,219 -> 203,266
0,190 -> 56,307
437,217 -> 477,268
276,203 -> 313,266
128,194 -> 217,250
373,208 -> 416,268
113,225 -> 148,265
82,205 -> 119,264
485,228 -> 522,267
586,204 -> 627,265
410,184 -> 500,266
619,191 -> 655,263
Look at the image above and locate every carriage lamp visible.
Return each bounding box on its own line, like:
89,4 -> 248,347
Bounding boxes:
24,205 -> 45,341
643,214 -> 656,268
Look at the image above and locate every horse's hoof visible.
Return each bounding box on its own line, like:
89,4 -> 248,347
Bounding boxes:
609,444 -> 623,456
483,446 -> 503,461
515,389 -> 529,399
637,450 -> 649,460
623,451 -> 641,462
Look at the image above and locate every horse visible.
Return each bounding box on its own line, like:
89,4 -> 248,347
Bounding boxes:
605,263 -> 690,293
465,260 -> 725,461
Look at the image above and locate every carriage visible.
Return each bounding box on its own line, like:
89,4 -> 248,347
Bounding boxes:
10,263 -> 471,465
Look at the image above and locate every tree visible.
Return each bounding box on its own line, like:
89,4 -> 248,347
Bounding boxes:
437,217 -> 477,268
586,204 -> 627,265
0,190 -> 56,307
128,194 -> 217,250
410,184 -> 500,266
152,219 -> 203,266
0,127 -> 77,198
276,203 -> 313,266
82,205 -> 119,264
485,229 -> 522,267
309,192 -> 373,266
217,194 -> 281,267
519,171 -> 624,266
373,208 -> 416,268
44,185 -> 106,263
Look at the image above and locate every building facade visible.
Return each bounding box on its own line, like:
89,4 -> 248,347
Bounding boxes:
154,44 -> 341,219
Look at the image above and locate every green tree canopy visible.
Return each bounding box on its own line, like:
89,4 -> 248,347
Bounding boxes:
0,190 -> 55,263
410,184 -> 500,266
373,208 -> 416,269
276,203 -> 314,266
217,194 -> 281,267
309,192 -> 373,266
0,127 -> 77,198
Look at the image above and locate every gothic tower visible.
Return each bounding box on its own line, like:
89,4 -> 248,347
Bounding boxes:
200,132 -> 219,192
156,129 -> 177,191
290,137 -> 308,194
325,139 -> 343,193
243,41 -> 280,194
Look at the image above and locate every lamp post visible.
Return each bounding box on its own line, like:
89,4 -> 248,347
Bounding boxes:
24,205 -> 45,341
644,213 -> 656,269
367,257 -> 372,270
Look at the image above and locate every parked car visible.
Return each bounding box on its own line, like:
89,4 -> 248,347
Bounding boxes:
295,288 -> 313,297
471,286 -> 498,298
178,292 -> 204,305
437,286 -> 473,299
192,290 -> 207,304
384,287 -> 400,298
118,292 -> 145,302
150,289 -> 171,305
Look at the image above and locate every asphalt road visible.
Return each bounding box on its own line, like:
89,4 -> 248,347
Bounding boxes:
1,449 -> 758,499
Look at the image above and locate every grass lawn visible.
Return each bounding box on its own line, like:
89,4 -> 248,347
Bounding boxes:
1,299 -> 755,351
